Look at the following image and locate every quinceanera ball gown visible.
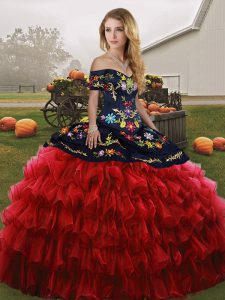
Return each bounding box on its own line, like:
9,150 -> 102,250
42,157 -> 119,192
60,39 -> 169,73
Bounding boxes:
0,68 -> 225,300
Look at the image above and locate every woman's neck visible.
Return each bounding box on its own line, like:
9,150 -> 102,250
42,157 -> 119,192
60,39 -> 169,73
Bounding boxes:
107,48 -> 126,62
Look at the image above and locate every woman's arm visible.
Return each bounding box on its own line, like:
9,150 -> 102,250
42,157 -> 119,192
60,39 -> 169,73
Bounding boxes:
135,94 -> 159,131
87,90 -> 99,125
85,89 -> 102,149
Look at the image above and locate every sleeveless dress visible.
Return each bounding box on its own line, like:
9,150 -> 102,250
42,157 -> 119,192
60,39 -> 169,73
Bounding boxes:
0,68 -> 225,300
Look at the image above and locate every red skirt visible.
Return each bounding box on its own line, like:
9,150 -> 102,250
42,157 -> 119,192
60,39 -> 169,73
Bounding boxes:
0,146 -> 225,300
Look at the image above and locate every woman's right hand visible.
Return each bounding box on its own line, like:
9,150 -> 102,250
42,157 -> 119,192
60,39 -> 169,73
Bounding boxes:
85,130 -> 102,149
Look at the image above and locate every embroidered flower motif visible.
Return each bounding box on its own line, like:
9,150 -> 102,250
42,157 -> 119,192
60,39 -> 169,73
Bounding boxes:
124,134 -> 134,141
124,107 -> 133,117
126,78 -> 134,90
100,115 -> 106,120
120,120 -> 126,128
76,132 -> 84,139
155,142 -> 162,149
161,136 -> 168,142
144,132 -> 154,140
121,82 -> 127,90
73,127 -> 79,133
67,132 -> 73,137
134,135 -> 142,140
89,74 -> 105,90
126,121 -> 136,132
119,131 -> 126,136
146,141 -> 154,148
98,150 -> 105,156
105,113 -> 116,124
60,127 -> 69,134
123,101 -> 132,107
134,119 -> 141,128
106,149 -> 116,156
104,84 -> 109,91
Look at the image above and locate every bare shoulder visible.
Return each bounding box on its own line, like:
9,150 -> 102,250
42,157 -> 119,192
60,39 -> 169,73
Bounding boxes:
90,54 -> 111,71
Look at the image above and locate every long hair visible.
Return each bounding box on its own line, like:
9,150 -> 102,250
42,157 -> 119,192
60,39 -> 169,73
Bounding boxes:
99,8 -> 146,94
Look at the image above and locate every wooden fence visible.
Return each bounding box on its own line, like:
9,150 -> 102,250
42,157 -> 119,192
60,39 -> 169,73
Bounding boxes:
0,85 -> 36,93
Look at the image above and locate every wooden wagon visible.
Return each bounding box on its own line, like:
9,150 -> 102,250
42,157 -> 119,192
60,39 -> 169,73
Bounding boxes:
41,79 -> 103,128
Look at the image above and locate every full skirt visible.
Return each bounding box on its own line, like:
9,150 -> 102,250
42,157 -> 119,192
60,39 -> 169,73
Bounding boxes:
0,146 -> 225,300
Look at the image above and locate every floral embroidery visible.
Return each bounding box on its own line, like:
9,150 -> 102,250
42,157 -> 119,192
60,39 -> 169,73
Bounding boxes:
89,70 -> 137,101
120,131 -> 141,141
89,70 -> 141,133
132,156 -> 162,164
166,151 -> 183,161
93,148 -> 125,159
98,150 -> 105,156
144,132 -> 154,140
105,113 -> 117,124
88,74 -> 105,91
116,73 -> 136,95
123,100 -> 132,108
60,127 -> 69,134
98,132 -> 126,149
155,142 -> 163,149
48,141 -> 88,157
119,131 -> 168,150
126,121 -> 136,132
59,124 -> 89,140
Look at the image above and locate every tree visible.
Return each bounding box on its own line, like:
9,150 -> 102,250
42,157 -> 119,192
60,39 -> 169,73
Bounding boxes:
62,59 -> 82,77
0,26 -> 72,90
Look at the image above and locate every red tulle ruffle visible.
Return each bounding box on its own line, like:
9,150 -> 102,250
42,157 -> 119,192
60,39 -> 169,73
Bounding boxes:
0,146 -> 225,300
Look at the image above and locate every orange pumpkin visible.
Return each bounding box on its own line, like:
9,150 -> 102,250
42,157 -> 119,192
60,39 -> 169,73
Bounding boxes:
15,119 -> 38,138
69,70 -> 85,80
149,111 -> 161,115
212,137 -> 225,151
47,83 -> 55,92
68,69 -> 77,78
148,103 -> 160,112
168,107 -> 177,112
0,117 -> 17,131
192,137 -> 213,155
159,107 -> 170,113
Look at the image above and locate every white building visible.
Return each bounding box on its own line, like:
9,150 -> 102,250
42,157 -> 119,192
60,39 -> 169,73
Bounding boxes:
141,0 -> 225,97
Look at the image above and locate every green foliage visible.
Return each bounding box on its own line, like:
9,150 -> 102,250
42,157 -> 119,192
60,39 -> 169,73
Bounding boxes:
145,73 -> 164,87
50,77 -> 89,96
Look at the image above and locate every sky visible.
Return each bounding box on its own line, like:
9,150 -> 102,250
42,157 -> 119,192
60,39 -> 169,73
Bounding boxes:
0,0 -> 203,73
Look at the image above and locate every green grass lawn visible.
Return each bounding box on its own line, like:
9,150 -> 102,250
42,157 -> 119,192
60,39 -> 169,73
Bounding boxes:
0,105 -> 225,299
0,92 -> 49,102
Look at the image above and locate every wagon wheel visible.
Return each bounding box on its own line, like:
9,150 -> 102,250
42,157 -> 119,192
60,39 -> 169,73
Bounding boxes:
40,99 -> 59,127
57,97 -> 82,127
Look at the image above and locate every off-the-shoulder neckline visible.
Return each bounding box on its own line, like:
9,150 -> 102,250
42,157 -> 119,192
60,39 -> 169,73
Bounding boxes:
90,68 -> 133,78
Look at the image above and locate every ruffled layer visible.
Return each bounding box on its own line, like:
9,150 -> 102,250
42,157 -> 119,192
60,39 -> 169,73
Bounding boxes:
0,146 -> 225,300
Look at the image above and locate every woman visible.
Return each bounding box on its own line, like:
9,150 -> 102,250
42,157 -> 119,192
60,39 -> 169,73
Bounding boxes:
0,7 -> 225,300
